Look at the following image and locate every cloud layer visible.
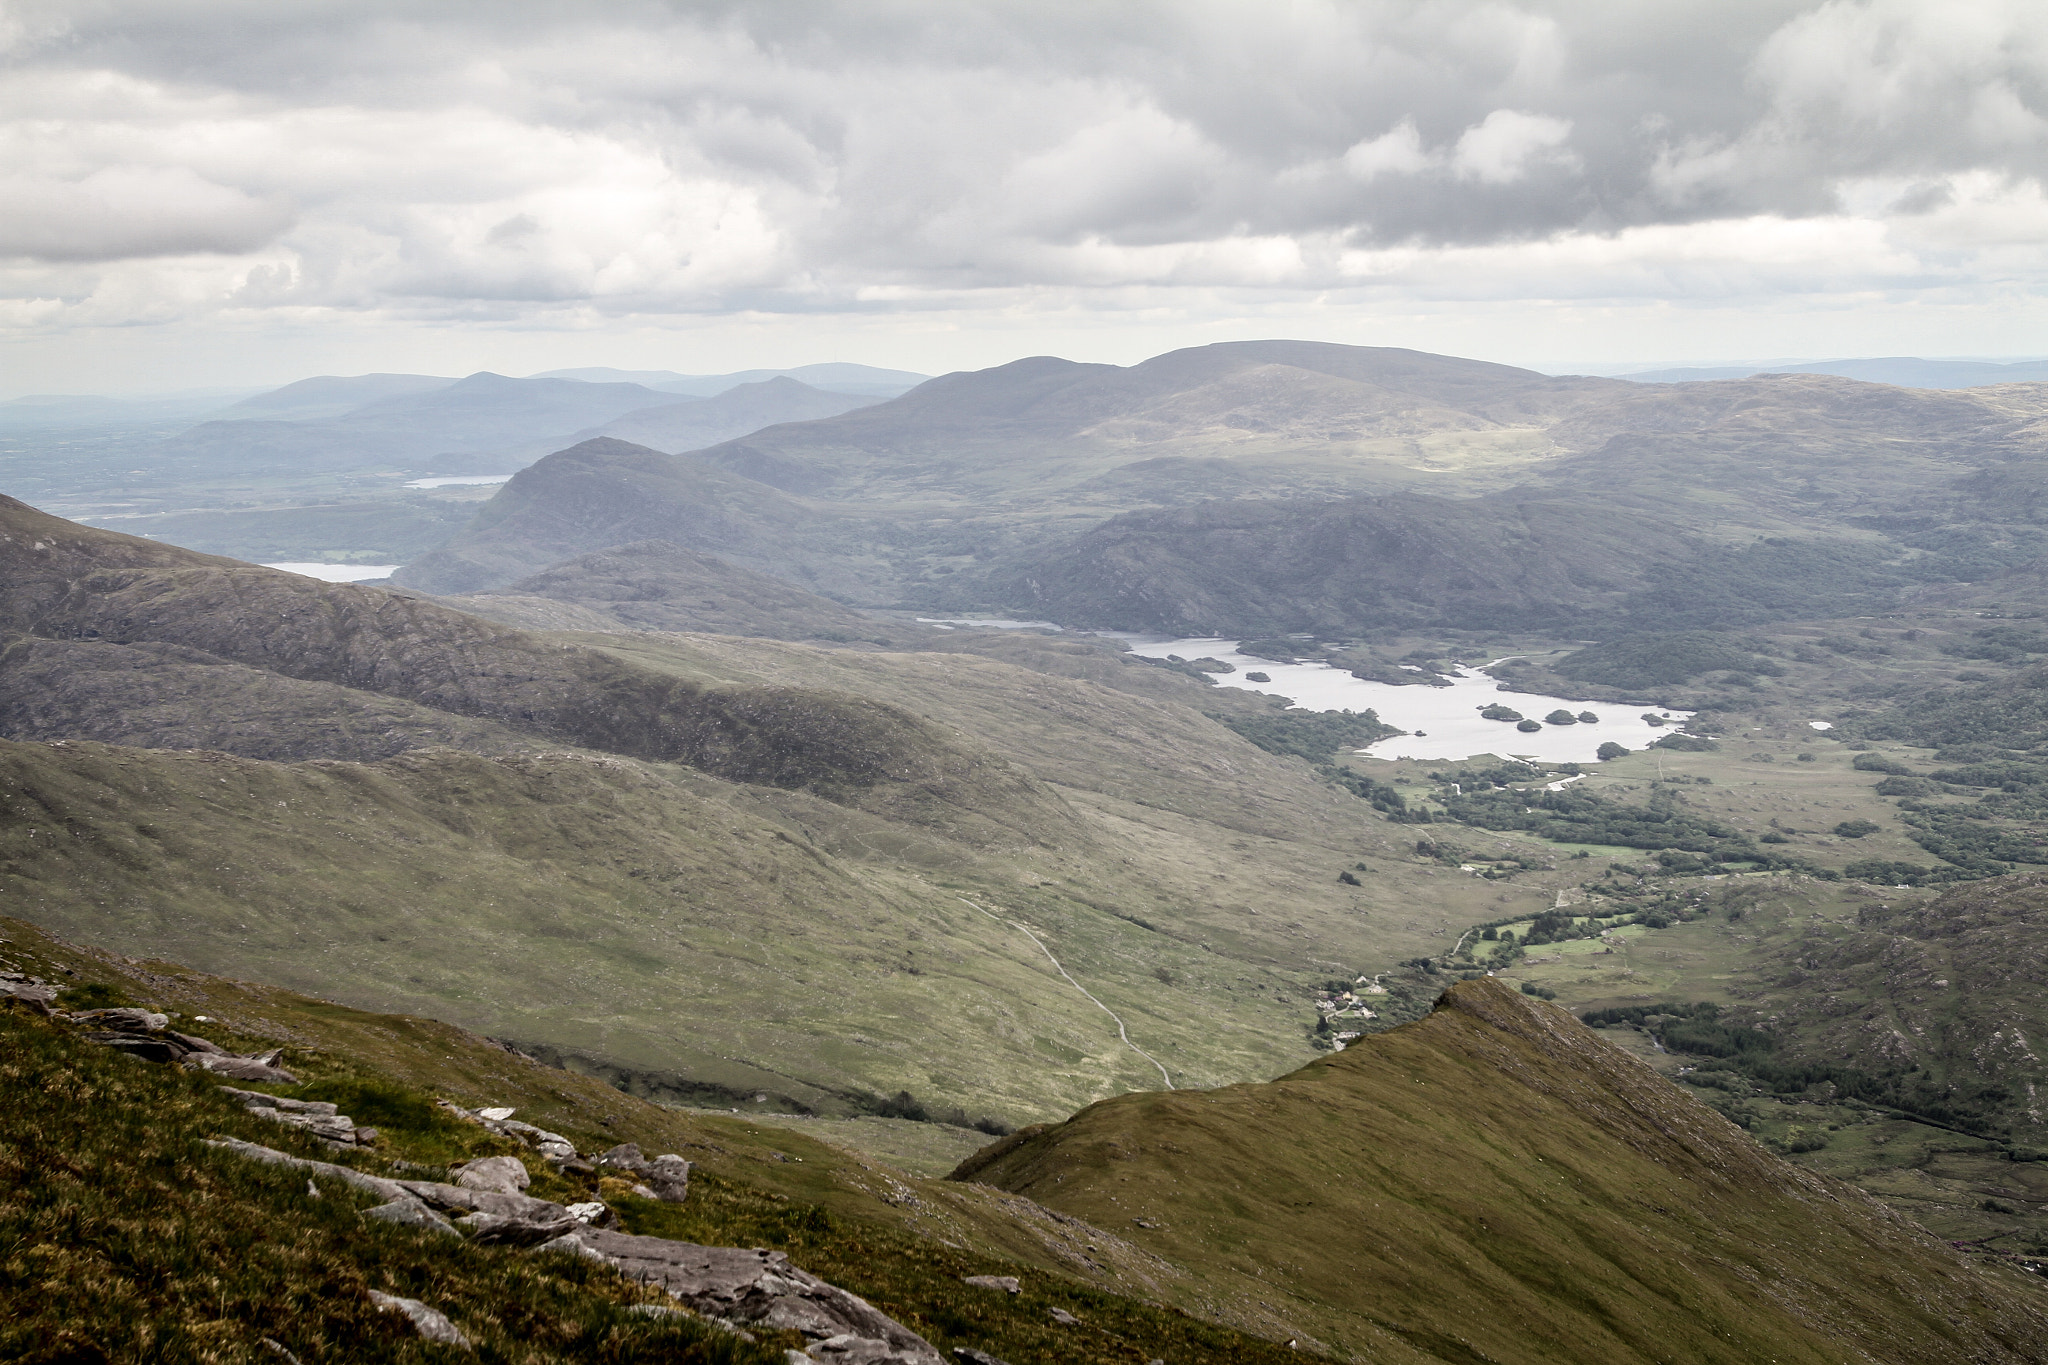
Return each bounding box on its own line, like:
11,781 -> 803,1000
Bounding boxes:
1,0 -> 2044,375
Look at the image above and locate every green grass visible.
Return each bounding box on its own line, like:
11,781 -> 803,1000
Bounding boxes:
0,1007 -> 778,1365
959,978 -> 2048,1364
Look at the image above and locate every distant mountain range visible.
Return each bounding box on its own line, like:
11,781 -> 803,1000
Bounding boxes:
531,362 -> 930,398
390,341 -> 2048,638
1616,356 -> 2048,388
145,370 -> 902,481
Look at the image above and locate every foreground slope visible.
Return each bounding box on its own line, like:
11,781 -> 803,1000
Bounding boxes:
0,916 -> 1309,1365
957,978 -> 2048,1364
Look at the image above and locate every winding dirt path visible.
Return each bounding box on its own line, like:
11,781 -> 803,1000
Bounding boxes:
957,897 -> 1174,1090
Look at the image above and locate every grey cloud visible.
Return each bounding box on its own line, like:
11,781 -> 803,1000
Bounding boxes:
0,0 -> 2042,299
0,166 -> 295,262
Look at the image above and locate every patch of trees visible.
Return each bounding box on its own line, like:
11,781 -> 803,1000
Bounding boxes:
1237,638 -> 1311,662
1621,538 -> 1919,630
1650,733 -> 1720,752
1582,1001 -> 2011,1134
1326,765 -> 1431,820
1938,626 -> 2048,664
1438,781 -> 1794,867
861,1088 -> 1013,1136
1896,806 -> 2046,871
1553,631 -> 1785,689
1849,663 -> 2048,750
1213,707 -> 1400,763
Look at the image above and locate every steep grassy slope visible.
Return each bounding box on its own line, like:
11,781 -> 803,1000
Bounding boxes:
1,494 -> 1050,833
0,738 -> 1225,1122
0,917 -> 1316,1365
958,977 -> 2048,1364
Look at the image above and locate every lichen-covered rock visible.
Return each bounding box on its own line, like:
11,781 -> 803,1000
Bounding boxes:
538,1229 -> 942,1364
453,1155 -> 531,1193
367,1290 -> 470,1347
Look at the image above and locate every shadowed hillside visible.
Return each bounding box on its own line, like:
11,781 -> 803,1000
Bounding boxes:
441,541 -> 908,642
0,494 -> 1055,833
956,977 -> 2048,1363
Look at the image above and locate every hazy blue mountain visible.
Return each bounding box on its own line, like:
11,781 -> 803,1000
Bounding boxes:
1618,357 -> 2048,388
576,376 -> 885,453
0,390 -> 265,433
532,362 -> 929,397
154,371 -> 683,476
208,373 -> 456,422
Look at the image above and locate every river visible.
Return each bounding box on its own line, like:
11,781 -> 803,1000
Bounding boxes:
1117,636 -> 1692,763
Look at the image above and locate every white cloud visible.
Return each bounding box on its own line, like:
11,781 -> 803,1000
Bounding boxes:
1343,121 -> 1433,180
1452,109 -> 1576,183
0,0 -> 2043,385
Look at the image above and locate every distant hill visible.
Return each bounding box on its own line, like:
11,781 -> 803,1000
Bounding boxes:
577,376 -> 884,454
392,437 -> 820,593
442,539 -> 902,641
153,371 -> 684,478
209,372 -> 456,422
1003,491 -> 1699,635
959,976 -> 2048,1361
682,340 -> 1633,503
387,342 -> 2048,619
532,362 -> 930,398
1619,357 -> 2048,389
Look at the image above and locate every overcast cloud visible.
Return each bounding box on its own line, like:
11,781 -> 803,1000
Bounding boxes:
2,0 -> 2045,389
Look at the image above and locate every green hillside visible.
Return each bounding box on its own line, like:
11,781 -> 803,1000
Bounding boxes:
959,977 -> 2048,1363
0,917 -> 1314,1365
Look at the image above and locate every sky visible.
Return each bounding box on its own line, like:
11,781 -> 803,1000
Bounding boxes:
3,0 -> 2046,395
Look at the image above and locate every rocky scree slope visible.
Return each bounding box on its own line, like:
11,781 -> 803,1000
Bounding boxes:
956,977 -> 2048,1365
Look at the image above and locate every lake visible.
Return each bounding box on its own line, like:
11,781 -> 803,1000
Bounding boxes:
1118,637 -> 1693,763
263,562 -> 401,583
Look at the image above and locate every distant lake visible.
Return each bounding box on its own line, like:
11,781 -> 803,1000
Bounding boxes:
402,475 -> 513,489
263,562 -> 400,583
1119,637 -> 1693,763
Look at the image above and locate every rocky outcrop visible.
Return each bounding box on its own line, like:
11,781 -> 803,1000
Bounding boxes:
1,971 -> 60,1011
204,1133 -> 939,1364
595,1142 -> 691,1202
536,1229 -> 944,1365
220,1087 -> 367,1145
63,1005 -> 306,1086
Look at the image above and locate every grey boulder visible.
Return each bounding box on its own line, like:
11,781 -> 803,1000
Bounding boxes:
193,1051 -> 299,1084
960,1276 -> 1020,1295
453,1155 -> 531,1193
367,1290 -> 471,1347
595,1143 -> 689,1202
537,1230 -> 942,1365
364,1199 -> 460,1237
